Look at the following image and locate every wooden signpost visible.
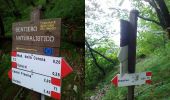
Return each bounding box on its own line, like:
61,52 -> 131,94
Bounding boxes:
8,8 -> 73,100
8,51 -> 73,99
111,10 -> 152,100
12,8 -> 61,56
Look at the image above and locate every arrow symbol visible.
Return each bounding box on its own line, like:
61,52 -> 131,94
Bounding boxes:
61,58 -> 73,79
111,75 -> 118,87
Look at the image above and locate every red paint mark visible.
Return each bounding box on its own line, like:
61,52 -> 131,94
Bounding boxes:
111,75 -> 118,87
11,51 -> 17,57
146,72 -> 152,76
61,58 -> 73,79
51,91 -> 60,100
51,77 -> 61,86
8,68 -> 12,80
145,80 -> 152,84
11,62 -> 17,68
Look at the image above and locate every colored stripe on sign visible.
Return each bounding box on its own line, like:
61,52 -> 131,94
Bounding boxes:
51,77 -> 61,86
11,51 -> 17,57
8,68 -> 12,80
145,80 -> 152,84
51,91 -> 61,100
146,72 -> 152,76
11,62 -> 17,68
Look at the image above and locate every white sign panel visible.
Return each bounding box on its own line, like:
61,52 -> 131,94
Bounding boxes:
112,72 -> 152,87
11,52 -> 61,79
12,68 -> 61,99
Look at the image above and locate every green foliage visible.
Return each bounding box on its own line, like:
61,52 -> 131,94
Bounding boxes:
85,58 -> 102,89
85,43 -> 119,90
103,86 -> 127,100
44,0 -> 84,23
102,41 -> 170,100
85,0 -> 170,99
137,31 -> 165,56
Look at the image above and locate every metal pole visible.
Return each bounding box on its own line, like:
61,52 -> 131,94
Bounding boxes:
127,10 -> 139,100
41,94 -> 45,100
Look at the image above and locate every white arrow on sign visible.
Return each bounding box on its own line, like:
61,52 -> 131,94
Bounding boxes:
11,51 -> 73,79
111,72 -> 152,87
9,68 -> 61,99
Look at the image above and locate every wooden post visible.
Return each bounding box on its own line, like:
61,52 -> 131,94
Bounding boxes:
127,10 -> 139,100
31,7 -> 42,24
30,7 -> 44,100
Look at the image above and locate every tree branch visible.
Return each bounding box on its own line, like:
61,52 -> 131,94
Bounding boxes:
85,40 -> 105,75
90,48 -> 117,65
138,15 -> 162,26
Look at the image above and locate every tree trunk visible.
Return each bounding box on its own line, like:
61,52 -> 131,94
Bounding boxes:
154,0 -> 170,38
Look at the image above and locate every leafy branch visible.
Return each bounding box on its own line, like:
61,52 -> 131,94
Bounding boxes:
138,15 -> 162,26
85,39 -> 118,75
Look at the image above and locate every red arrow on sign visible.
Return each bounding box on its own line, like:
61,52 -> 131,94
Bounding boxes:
9,58 -> 73,79
111,72 -> 152,87
61,58 -> 73,79
9,51 -> 73,79
111,75 -> 118,87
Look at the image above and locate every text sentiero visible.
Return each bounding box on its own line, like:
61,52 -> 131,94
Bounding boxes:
15,21 -> 56,33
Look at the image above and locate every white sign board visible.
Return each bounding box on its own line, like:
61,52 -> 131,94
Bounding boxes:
112,72 -> 152,87
9,51 -> 73,100
11,52 -> 62,79
12,68 -> 61,99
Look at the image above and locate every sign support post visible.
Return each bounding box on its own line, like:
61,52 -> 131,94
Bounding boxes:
111,10 -> 151,100
8,5 -> 73,100
31,7 -> 45,100
127,10 -> 139,100
41,95 -> 45,100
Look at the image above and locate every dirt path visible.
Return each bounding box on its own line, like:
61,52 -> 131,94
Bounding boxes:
89,84 -> 111,100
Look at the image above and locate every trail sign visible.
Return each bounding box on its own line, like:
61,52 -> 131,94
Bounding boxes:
111,72 -> 152,87
12,19 -> 61,47
12,8 -> 61,56
9,68 -> 61,99
8,8 -> 73,100
11,51 -> 73,79
8,51 -> 73,99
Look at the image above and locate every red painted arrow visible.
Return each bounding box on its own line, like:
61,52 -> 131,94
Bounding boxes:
61,58 -> 73,79
111,75 -> 118,87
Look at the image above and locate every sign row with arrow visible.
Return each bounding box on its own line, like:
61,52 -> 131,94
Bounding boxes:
8,51 -> 73,100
